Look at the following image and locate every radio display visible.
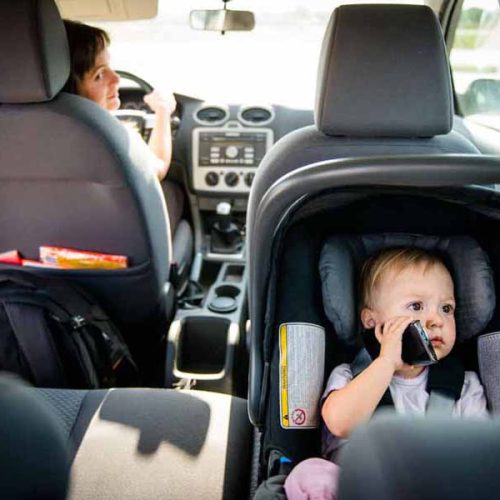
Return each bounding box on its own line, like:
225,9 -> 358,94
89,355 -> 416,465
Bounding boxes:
198,131 -> 268,167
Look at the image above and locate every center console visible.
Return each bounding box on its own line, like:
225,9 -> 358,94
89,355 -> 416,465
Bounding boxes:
165,261 -> 247,394
165,115 -> 274,395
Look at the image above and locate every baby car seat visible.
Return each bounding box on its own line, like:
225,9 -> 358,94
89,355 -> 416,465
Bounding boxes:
254,232 -> 499,498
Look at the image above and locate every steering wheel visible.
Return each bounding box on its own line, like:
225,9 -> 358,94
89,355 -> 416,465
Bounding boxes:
117,70 -> 154,94
114,71 -> 180,140
113,71 -> 154,137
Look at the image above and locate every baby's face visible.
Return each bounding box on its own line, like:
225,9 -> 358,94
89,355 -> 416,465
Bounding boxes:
365,262 -> 456,360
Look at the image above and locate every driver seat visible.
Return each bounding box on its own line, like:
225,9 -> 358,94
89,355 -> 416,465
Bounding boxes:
0,0 -> 176,381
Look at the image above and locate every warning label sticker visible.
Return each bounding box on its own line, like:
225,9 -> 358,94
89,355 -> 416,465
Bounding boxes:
279,323 -> 325,429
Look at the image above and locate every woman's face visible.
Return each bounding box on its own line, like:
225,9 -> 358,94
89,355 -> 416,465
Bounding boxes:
77,48 -> 120,111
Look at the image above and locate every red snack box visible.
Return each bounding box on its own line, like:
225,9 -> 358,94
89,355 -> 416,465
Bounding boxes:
22,259 -> 66,269
40,246 -> 128,270
0,250 -> 22,265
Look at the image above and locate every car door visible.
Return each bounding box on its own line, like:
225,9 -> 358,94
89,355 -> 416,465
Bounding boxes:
447,0 -> 500,154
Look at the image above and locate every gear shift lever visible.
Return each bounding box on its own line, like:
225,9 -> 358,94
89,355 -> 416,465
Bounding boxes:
216,202 -> 232,231
211,202 -> 242,254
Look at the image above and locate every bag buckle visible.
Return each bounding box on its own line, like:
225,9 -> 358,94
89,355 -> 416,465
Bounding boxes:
70,315 -> 87,330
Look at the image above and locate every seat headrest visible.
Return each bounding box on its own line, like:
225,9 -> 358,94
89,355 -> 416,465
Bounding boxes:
0,0 -> 69,103
339,414 -> 500,500
319,234 -> 495,347
315,5 -> 453,138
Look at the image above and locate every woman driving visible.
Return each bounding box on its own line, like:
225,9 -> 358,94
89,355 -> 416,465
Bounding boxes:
62,20 -> 184,234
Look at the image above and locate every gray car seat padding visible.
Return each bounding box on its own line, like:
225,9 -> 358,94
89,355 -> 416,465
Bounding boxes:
38,388 -> 252,500
0,375 -> 70,500
338,413 -> 500,500
319,234 -> 495,348
478,331 -> 500,414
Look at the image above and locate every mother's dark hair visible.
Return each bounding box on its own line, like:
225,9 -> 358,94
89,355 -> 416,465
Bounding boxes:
62,20 -> 110,94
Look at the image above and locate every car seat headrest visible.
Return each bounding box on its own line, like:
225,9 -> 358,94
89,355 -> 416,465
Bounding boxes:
0,0 -> 70,104
319,234 -> 495,347
315,4 -> 453,138
338,414 -> 500,500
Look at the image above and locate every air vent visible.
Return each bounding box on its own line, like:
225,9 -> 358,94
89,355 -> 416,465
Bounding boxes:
194,105 -> 229,125
238,106 -> 274,126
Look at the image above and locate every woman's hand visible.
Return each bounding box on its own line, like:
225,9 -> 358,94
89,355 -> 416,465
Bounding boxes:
144,89 -> 176,115
376,316 -> 413,371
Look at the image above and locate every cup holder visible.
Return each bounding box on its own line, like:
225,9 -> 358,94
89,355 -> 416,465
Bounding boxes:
215,285 -> 240,298
208,284 -> 240,313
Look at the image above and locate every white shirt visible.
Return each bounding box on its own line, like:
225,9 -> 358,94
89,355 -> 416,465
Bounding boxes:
123,124 -> 164,179
322,363 -> 489,460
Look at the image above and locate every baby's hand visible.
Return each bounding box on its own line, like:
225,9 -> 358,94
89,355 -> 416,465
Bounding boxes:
143,89 -> 176,115
376,316 -> 413,371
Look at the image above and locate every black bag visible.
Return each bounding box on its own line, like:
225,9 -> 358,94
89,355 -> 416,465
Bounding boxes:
0,269 -> 139,388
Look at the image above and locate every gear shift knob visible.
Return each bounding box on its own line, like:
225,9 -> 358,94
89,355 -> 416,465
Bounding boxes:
216,201 -> 231,216
211,201 -> 241,253
216,202 -> 232,231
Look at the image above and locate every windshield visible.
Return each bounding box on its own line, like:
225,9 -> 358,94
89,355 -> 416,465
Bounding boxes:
92,0 -> 430,108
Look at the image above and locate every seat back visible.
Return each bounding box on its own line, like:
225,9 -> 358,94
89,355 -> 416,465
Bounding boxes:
248,4 -> 479,231
0,375 -> 70,500
0,0 -> 174,374
339,414 -> 500,500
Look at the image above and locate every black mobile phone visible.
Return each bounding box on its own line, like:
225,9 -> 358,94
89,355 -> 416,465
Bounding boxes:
401,320 -> 438,365
363,320 -> 438,366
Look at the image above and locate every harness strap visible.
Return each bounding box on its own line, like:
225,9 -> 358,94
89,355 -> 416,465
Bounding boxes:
427,390 -> 457,414
351,348 -> 465,414
426,355 -> 465,401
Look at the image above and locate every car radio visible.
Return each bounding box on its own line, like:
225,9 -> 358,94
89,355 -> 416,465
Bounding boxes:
192,126 -> 274,193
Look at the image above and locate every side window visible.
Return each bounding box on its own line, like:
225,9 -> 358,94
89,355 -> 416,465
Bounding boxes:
450,0 -> 500,130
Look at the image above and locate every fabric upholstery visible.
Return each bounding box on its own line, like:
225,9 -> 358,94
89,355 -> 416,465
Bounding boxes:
0,375 -> 70,500
0,0 -> 69,103
338,414 -> 500,500
0,91 -> 172,327
319,234 -> 495,347
40,388 -> 252,500
478,332 -> 500,414
316,5 -> 453,137
38,389 -> 88,438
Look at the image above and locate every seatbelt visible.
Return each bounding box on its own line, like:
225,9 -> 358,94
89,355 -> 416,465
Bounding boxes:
427,391 -> 456,414
425,355 -> 464,413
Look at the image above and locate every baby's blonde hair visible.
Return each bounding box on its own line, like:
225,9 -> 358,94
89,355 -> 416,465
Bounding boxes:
360,248 -> 446,308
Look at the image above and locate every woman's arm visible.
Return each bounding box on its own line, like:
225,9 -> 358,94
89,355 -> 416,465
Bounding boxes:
143,90 -> 177,181
322,316 -> 411,438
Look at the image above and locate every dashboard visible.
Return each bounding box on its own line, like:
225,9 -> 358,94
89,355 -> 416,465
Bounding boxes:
116,84 -> 315,197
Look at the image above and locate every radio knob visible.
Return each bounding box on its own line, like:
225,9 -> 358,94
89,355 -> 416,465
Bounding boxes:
225,146 -> 239,159
205,171 -> 219,186
225,172 -> 239,187
244,172 -> 255,187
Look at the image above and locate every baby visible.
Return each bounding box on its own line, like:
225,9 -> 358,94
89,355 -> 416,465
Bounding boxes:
285,248 -> 489,500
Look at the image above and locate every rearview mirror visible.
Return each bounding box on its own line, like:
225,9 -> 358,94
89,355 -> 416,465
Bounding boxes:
189,9 -> 255,32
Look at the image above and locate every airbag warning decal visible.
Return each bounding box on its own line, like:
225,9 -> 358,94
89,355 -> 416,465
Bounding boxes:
279,323 -> 325,429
